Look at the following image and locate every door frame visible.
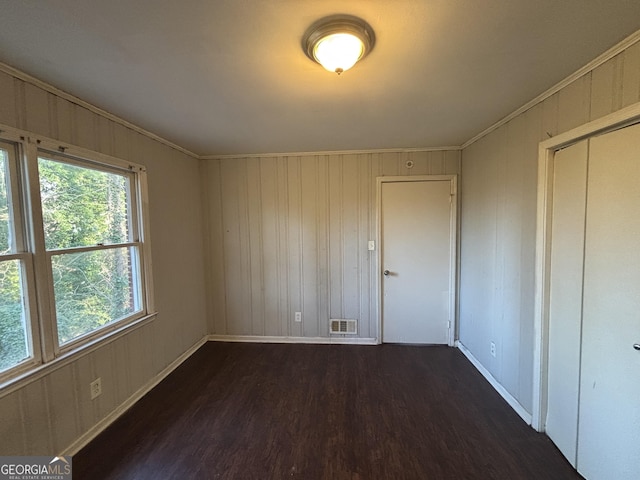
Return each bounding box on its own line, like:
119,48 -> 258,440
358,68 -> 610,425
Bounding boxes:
376,175 -> 458,346
532,101 -> 640,431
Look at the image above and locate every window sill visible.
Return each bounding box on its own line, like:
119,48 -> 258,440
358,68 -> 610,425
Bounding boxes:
0,312 -> 158,400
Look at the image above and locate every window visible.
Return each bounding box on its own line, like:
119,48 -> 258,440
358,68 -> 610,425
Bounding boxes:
0,131 -> 154,385
38,154 -> 144,347
0,141 -> 34,374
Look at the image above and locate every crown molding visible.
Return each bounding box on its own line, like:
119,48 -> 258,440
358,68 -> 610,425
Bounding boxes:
6,27 -> 639,159
461,28 -> 640,150
201,145 -> 462,160
0,61 -> 199,159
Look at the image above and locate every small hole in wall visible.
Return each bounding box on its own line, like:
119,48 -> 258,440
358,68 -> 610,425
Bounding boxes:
405,160 -> 414,169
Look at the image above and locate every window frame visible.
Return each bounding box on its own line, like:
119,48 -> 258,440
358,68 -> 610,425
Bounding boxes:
0,139 -> 42,382
37,150 -> 145,354
0,126 -> 155,390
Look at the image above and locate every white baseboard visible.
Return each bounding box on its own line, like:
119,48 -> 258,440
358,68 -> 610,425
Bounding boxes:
62,336 -> 208,456
457,342 -> 532,425
208,334 -> 378,345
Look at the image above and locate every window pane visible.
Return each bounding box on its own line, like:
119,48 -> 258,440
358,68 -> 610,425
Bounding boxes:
52,247 -> 141,345
0,149 -> 12,255
0,260 -> 29,372
38,157 -> 130,250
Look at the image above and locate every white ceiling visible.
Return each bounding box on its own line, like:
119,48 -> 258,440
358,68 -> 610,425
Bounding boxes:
1,1 -> 639,156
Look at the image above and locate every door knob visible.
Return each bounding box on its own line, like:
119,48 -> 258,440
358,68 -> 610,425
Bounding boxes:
634,344 -> 640,351
383,270 -> 390,276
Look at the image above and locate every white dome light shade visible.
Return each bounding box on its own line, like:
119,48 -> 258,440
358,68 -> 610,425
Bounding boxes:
314,33 -> 364,74
303,15 -> 375,75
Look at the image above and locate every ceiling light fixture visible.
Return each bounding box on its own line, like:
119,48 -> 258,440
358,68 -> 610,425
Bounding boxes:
303,15 -> 375,75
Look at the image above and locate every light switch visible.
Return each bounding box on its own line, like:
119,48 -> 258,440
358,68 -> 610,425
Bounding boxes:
368,241 -> 375,251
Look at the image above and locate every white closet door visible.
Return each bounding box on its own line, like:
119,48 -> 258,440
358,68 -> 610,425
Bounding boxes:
577,123 -> 640,479
545,140 -> 588,466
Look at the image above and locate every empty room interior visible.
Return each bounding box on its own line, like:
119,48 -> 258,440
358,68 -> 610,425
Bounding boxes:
0,1 -> 639,479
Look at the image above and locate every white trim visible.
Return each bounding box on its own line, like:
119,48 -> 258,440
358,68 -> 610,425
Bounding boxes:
207,335 -> 378,345
0,62 -> 198,159
4,28 -> 640,160
458,342 -> 532,425
462,29 -> 640,150
532,101 -> 640,431
61,335 -> 207,456
376,175 -> 458,346
201,146 -> 462,160
0,123 -> 147,173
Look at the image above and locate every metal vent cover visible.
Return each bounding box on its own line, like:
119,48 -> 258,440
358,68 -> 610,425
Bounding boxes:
330,319 -> 357,334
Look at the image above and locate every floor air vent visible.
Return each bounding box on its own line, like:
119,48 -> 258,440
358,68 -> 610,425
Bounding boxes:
330,319 -> 358,334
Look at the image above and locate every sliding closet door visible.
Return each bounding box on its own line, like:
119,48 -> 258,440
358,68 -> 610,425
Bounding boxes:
545,140 -> 588,466
577,123 -> 640,479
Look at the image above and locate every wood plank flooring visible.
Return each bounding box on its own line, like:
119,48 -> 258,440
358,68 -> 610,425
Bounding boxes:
73,342 -> 581,479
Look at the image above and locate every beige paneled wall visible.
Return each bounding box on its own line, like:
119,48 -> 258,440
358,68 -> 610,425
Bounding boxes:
203,150 -> 460,339
460,41 -> 640,414
0,69 -> 207,454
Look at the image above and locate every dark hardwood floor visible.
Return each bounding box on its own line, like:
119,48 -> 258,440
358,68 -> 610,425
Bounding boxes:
73,342 -> 581,479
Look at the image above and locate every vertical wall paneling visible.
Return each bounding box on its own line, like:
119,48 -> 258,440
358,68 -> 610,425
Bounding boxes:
246,158 -> 264,336
223,160 -> 247,334
407,150 -> 427,175
92,343 -> 117,419
13,77 -> 26,130
204,150 -> 461,341
300,155 -> 319,337
46,92 -> 58,140
277,157 -> 290,337
55,96 -> 73,145
557,76 -> 592,134
500,114 -> 527,395
111,336 -> 131,404
75,350 -> 96,434
380,151 -> 399,176
73,104 -> 96,151
317,155 -> 330,336
430,150 -> 444,175
44,365 -> 79,452
622,42 -> 640,107
203,161 -> 227,335
590,54 -> 623,121
460,37 -> 640,417
287,157 -> 303,337
2,392 -> 26,454
260,157 -> 280,335
358,154 -> 371,338
342,155 -> 359,322
24,83 -> 50,137
0,71 -> 17,127
446,150 -> 460,175
328,154 -> 343,321
21,381 -> 54,454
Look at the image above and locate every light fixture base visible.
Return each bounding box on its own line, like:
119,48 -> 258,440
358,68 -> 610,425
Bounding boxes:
302,14 -> 376,74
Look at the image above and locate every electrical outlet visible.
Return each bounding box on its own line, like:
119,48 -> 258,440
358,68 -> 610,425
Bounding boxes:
490,342 -> 496,358
294,311 -> 302,323
90,378 -> 102,400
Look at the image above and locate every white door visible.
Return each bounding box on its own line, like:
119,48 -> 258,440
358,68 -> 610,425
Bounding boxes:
576,123 -> 640,480
380,178 -> 455,344
545,140 -> 588,466
545,123 -> 640,479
